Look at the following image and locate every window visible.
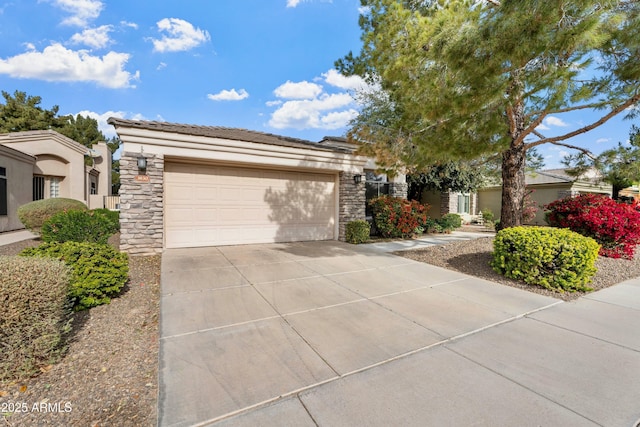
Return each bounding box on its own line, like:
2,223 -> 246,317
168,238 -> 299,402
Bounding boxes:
50,177 -> 60,198
365,172 -> 390,217
90,181 -> 97,195
0,167 -> 6,216
33,176 -> 45,201
457,194 -> 470,214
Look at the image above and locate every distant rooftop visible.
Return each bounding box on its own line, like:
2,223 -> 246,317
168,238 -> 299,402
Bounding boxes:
107,118 -> 352,154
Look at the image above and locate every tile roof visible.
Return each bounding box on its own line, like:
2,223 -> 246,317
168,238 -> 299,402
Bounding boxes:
107,118 -> 352,153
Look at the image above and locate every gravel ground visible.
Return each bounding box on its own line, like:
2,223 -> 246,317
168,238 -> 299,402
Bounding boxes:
397,235 -> 640,301
0,234 -> 160,427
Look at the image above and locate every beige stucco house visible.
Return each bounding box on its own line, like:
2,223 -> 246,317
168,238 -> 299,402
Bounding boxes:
109,119 -> 407,255
0,130 -> 112,233
477,168 -> 613,225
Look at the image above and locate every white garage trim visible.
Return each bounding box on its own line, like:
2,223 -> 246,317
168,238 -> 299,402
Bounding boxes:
164,161 -> 338,248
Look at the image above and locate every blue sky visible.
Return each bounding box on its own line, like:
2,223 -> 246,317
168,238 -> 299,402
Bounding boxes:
0,0 -> 636,168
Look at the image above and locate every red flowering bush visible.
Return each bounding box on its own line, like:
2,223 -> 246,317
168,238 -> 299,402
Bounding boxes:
369,196 -> 429,238
545,193 -> 640,259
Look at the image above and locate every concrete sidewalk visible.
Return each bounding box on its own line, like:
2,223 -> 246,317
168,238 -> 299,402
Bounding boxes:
361,230 -> 493,252
159,241 -> 640,427
0,229 -> 38,246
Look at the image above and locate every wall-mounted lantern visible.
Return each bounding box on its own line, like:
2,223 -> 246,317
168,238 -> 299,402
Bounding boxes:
137,148 -> 147,173
353,174 -> 363,184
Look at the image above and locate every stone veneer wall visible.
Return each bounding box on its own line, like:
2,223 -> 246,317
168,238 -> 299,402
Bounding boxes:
338,172 -> 366,240
119,152 -> 164,255
388,182 -> 408,199
440,192 -> 453,217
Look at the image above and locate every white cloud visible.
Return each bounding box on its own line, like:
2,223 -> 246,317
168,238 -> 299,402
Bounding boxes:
274,80 -> 323,99
49,0 -> 103,27
151,18 -> 210,53
596,137 -> 611,144
322,69 -> 368,91
120,21 -> 138,29
320,109 -> 359,129
0,43 -> 139,88
265,100 -> 282,107
269,93 -> 355,129
76,109 -> 124,138
536,115 -> 569,132
286,0 -> 302,7
69,25 -> 113,49
156,62 -> 167,70
207,88 -> 249,101
544,116 -> 569,127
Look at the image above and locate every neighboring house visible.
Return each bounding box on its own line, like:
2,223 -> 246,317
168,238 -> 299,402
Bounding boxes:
477,168 -> 613,225
109,120 -> 408,255
619,184 -> 639,201
420,190 -> 478,222
0,130 -> 113,233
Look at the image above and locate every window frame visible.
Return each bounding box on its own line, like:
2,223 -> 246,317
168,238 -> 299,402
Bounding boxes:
0,167 -> 7,216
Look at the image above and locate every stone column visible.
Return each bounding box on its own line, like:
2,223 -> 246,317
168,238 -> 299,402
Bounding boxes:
338,172 -> 366,241
119,152 -> 164,255
388,173 -> 408,199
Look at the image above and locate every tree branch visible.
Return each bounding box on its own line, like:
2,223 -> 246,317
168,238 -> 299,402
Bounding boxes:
527,102 -> 610,119
525,93 -> 640,149
485,0 -> 501,6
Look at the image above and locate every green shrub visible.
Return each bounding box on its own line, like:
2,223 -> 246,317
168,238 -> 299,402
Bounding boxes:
41,209 -> 119,244
436,213 -> 463,232
17,198 -> 87,233
21,242 -> 129,311
346,220 -> 371,244
0,256 -> 72,381
491,226 -> 600,292
92,208 -> 120,231
481,209 -> 495,223
424,218 -> 444,233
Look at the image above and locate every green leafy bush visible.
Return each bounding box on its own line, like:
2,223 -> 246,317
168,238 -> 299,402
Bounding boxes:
491,226 -> 600,292
21,242 -> 129,311
41,209 -> 119,244
17,198 -> 87,233
481,209 -> 495,223
437,213 -> 463,232
369,196 -> 429,238
0,256 -> 72,381
346,220 -> 371,244
424,218 -> 444,233
92,208 -> 120,231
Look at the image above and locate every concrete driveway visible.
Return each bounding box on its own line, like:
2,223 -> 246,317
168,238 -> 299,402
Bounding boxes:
159,240 -> 640,427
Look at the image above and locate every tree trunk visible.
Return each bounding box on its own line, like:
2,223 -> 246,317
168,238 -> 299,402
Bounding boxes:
612,185 -> 621,201
499,142 -> 527,229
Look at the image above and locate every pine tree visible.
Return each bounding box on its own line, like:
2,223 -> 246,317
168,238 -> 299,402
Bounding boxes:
339,0 -> 640,227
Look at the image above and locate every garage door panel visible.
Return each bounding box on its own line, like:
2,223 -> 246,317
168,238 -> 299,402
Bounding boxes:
165,163 -> 337,248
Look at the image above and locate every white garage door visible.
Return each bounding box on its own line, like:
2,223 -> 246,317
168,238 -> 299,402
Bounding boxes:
164,162 -> 337,248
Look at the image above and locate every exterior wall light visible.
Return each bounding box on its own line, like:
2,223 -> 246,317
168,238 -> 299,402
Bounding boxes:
353,174 -> 363,184
137,148 -> 147,172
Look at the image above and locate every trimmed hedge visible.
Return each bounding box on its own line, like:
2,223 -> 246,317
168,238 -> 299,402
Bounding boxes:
21,242 -> 129,311
17,198 -> 87,233
369,196 -> 428,238
346,220 -> 371,244
41,209 -> 119,244
491,226 -> 600,292
0,256 -> 72,381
